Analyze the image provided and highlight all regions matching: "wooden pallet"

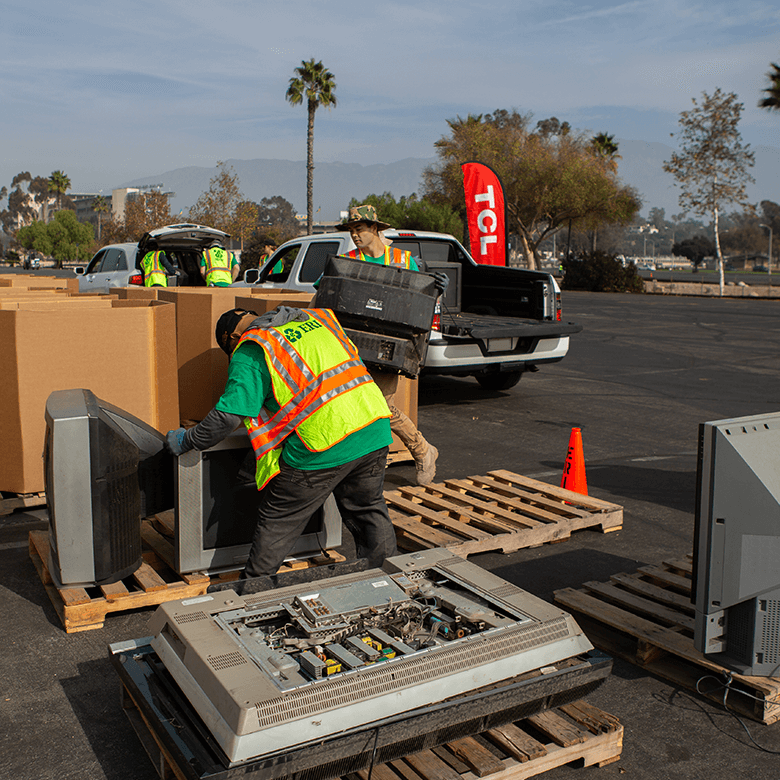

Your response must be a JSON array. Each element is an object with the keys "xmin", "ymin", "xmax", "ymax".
[
  {"xmin": 0, "ymin": 491, "xmax": 46, "ymax": 517},
  {"xmin": 120, "ymin": 685, "xmax": 622, "ymax": 780},
  {"xmin": 385, "ymin": 470, "xmax": 623, "ymax": 557},
  {"xmin": 28, "ymin": 525, "xmax": 344, "ymax": 634},
  {"xmin": 554, "ymin": 557, "xmax": 780, "ymax": 725}
]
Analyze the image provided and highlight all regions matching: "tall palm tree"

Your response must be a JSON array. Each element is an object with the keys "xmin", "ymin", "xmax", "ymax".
[
  {"xmin": 286, "ymin": 59, "xmax": 337, "ymax": 234},
  {"xmin": 48, "ymin": 170, "xmax": 71, "ymax": 214},
  {"xmin": 759, "ymin": 62, "xmax": 780, "ymax": 111},
  {"xmin": 590, "ymin": 133, "xmax": 620, "ymax": 172},
  {"xmin": 93, "ymin": 194, "xmax": 110, "ymax": 243}
]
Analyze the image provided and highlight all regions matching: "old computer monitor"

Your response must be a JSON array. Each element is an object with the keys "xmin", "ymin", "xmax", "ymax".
[
  {"xmin": 44, "ymin": 389, "xmax": 174, "ymax": 588},
  {"xmin": 174, "ymin": 430, "xmax": 341, "ymax": 575},
  {"xmin": 692, "ymin": 412, "xmax": 780, "ymax": 676}
]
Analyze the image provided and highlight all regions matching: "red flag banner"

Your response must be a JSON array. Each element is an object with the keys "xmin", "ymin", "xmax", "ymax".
[{"xmin": 461, "ymin": 161, "xmax": 507, "ymax": 266}]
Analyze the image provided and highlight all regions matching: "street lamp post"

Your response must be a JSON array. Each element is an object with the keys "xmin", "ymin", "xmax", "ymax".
[{"xmin": 760, "ymin": 223, "xmax": 773, "ymax": 283}]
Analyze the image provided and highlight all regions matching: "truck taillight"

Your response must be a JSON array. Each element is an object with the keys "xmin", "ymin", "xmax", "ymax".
[
  {"xmin": 432, "ymin": 299, "xmax": 441, "ymax": 331},
  {"xmin": 129, "ymin": 273, "xmax": 143, "ymax": 286},
  {"xmin": 556, "ymin": 292, "xmax": 562, "ymax": 322}
]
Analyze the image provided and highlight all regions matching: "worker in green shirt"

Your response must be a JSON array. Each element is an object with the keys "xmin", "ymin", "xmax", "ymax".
[
  {"xmin": 335, "ymin": 204, "xmax": 448, "ymax": 486},
  {"xmin": 200, "ymin": 240, "xmax": 240, "ymax": 286},
  {"xmin": 165, "ymin": 305, "xmax": 397, "ymax": 580}
]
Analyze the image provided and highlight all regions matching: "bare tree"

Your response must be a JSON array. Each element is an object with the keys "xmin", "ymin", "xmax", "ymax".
[{"xmin": 663, "ymin": 89, "xmax": 755, "ymax": 295}]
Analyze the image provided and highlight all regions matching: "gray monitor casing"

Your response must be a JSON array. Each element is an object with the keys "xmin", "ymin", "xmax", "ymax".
[
  {"xmin": 693, "ymin": 412, "xmax": 780, "ymax": 676},
  {"xmin": 148, "ymin": 547, "xmax": 593, "ymax": 764}
]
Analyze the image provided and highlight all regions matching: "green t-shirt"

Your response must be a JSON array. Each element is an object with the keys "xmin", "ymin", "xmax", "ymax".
[{"xmin": 215, "ymin": 341, "xmax": 392, "ymax": 470}]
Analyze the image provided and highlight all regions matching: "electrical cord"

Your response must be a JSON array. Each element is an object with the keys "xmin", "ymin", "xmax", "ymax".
[{"xmin": 696, "ymin": 671, "xmax": 780, "ymax": 754}]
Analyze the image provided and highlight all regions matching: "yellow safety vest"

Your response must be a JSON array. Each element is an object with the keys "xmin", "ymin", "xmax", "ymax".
[
  {"xmin": 141, "ymin": 251, "xmax": 168, "ymax": 287},
  {"xmin": 347, "ymin": 246, "xmax": 414, "ymax": 269},
  {"xmin": 236, "ymin": 309, "xmax": 390, "ymax": 489},
  {"xmin": 202, "ymin": 247, "xmax": 233, "ymax": 286}
]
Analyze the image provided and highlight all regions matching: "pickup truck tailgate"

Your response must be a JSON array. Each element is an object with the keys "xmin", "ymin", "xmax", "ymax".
[{"xmin": 441, "ymin": 313, "xmax": 582, "ymax": 340}]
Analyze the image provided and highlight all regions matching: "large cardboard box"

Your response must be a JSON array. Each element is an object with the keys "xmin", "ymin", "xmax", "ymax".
[
  {"xmin": 236, "ymin": 289, "xmax": 315, "ymax": 314},
  {"xmin": 115, "ymin": 287, "xmax": 160, "ymax": 301},
  {"xmin": 156, "ymin": 288, "xmax": 243, "ymax": 422},
  {"xmin": 0, "ymin": 275, "xmax": 79, "ymax": 292},
  {"xmin": 0, "ymin": 299, "xmax": 179, "ymax": 494}
]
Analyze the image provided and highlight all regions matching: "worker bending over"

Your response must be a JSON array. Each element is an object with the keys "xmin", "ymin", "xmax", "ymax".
[
  {"xmin": 141, "ymin": 248, "xmax": 176, "ymax": 287},
  {"xmin": 165, "ymin": 306, "xmax": 398, "ymax": 579}
]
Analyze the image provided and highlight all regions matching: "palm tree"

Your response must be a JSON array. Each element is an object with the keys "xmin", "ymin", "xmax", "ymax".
[
  {"xmin": 48, "ymin": 170, "xmax": 71, "ymax": 214},
  {"xmin": 285, "ymin": 59, "xmax": 337, "ymax": 234},
  {"xmin": 759, "ymin": 62, "xmax": 780, "ymax": 111},
  {"xmin": 590, "ymin": 133, "xmax": 620, "ymax": 172},
  {"xmin": 93, "ymin": 194, "xmax": 111, "ymax": 243}
]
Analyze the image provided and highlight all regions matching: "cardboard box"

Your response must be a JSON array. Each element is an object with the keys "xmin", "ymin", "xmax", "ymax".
[
  {"xmin": 156, "ymin": 288, "xmax": 243, "ymax": 422},
  {"xmin": 115, "ymin": 287, "xmax": 160, "ymax": 301},
  {"xmin": 0, "ymin": 299, "xmax": 179, "ymax": 494},
  {"xmin": 236, "ymin": 289, "xmax": 315, "ymax": 314},
  {"xmin": 0, "ymin": 275, "xmax": 79, "ymax": 292}
]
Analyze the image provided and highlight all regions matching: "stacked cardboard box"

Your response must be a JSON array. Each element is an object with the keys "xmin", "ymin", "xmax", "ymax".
[
  {"xmin": 0, "ymin": 275, "xmax": 79, "ymax": 292},
  {"xmin": 0, "ymin": 298, "xmax": 179, "ymax": 494}
]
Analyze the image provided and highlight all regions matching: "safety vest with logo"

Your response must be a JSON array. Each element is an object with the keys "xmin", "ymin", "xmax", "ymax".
[
  {"xmin": 141, "ymin": 251, "xmax": 168, "ymax": 287},
  {"xmin": 236, "ymin": 308, "xmax": 390, "ymax": 489},
  {"xmin": 202, "ymin": 247, "xmax": 233, "ymax": 286},
  {"xmin": 347, "ymin": 246, "xmax": 414, "ymax": 269}
]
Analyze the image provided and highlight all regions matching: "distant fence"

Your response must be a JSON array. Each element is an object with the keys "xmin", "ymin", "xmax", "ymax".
[{"xmin": 644, "ymin": 280, "xmax": 780, "ymax": 298}]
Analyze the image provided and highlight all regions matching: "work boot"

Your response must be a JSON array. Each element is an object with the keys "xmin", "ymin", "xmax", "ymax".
[{"xmin": 416, "ymin": 445, "xmax": 438, "ymax": 486}]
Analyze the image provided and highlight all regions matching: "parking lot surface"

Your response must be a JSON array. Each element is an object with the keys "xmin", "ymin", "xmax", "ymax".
[{"xmin": 2, "ymin": 290, "xmax": 780, "ymax": 779}]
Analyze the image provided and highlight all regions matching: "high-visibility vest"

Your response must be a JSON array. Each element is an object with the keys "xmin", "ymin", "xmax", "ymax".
[
  {"xmin": 141, "ymin": 251, "xmax": 168, "ymax": 287},
  {"xmin": 347, "ymin": 246, "xmax": 414, "ymax": 269},
  {"xmin": 236, "ymin": 308, "xmax": 390, "ymax": 489},
  {"xmin": 202, "ymin": 247, "xmax": 233, "ymax": 286}
]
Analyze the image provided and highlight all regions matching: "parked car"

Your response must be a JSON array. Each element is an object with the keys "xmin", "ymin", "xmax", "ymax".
[
  {"xmin": 75, "ymin": 223, "xmax": 243, "ymax": 293},
  {"xmin": 753, "ymin": 265, "xmax": 768, "ymax": 273}
]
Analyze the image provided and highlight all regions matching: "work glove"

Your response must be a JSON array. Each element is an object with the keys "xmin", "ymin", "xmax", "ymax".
[
  {"xmin": 432, "ymin": 271, "xmax": 450, "ymax": 295},
  {"xmin": 165, "ymin": 428, "xmax": 189, "ymax": 456}
]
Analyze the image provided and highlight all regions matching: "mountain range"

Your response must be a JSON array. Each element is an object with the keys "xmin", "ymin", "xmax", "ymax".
[{"xmin": 123, "ymin": 139, "xmax": 780, "ymax": 223}]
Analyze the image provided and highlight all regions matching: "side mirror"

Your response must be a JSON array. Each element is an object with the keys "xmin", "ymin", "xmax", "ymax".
[
  {"xmin": 74, "ymin": 266, "xmax": 85, "ymax": 275},
  {"xmin": 243, "ymin": 268, "xmax": 260, "ymax": 285}
]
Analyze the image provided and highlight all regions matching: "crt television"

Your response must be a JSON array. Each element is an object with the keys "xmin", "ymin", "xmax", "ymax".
[
  {"xmin": 174, "ymin": 430, "xmax": 342, "ymax": 575},
  {"xmin": 692, "ymin": 411, "xmax": 780, "ymax": 676},
  {"xmin": 44, "ymin": 389, "xmax": 174, "ymax": 588}
]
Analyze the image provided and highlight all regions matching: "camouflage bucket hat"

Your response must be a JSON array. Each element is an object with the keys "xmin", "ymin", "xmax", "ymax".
[{"xmin": 337, "ymin": 204, "xmax": 392, "ymax": 231}]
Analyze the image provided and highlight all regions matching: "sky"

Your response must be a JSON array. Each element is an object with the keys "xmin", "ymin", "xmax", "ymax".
[{"xmin": 2, "ymin": 0, "xmax": 780, "ymax": 196}]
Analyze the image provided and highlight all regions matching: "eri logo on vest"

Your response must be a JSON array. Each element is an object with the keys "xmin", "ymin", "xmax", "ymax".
[{"xmin": 281, "ymin": 318, "xmax": 323, "ymax": 344}]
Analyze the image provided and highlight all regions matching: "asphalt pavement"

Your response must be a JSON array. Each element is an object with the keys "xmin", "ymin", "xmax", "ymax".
[{"xmin": 2, "ymin": 290, "xmax": 780, "ymax": 779}]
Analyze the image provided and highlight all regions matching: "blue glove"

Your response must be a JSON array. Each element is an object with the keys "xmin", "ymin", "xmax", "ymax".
[
  {"xmin": 165, "ymin": 428, "xmax": 189, "ymax": 456},
  {"xmin": 432, "ymin": 271, "xmax": 450, "ymax": 295}
]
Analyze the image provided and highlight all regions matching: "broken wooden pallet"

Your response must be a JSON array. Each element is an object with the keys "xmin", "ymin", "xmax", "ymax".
[
  {"xmin": 385, "ymin": 469, "xmax": 622, "ymax": 557},
  {"xmin": 120, "ymin": 685, "xmax": 622, "ymax": 780},
  {"xmin": 0, "ymin": 491, "xmax": 46, "ymax": 517},
  {"xmin": 29, "ymin": 524, "xmax": 344, "ymax": 633},
  {"xmin": 554, "ymin": 556, "xmax": 780, "ymax": 725}
]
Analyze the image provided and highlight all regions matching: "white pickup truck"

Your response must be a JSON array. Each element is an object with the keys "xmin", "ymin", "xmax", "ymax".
[{"xmin": 244, "ymin": 230, "xmax": 581, "ymax": 391}]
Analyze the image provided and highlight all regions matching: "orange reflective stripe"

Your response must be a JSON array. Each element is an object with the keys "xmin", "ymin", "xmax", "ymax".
[{"xmin": 346, "ymin": 247, "xmax": 411, "ymax": 268}]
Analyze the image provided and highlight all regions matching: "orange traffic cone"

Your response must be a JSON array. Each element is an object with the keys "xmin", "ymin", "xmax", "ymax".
[{"xmin": 561, "ymin": 427, "xmax": 588, "ymax": 495}]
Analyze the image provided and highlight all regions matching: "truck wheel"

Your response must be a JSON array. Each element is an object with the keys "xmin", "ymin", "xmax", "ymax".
[{"xmin": 475, "ymin": 372, "xmax": 523, "ymax": 391}]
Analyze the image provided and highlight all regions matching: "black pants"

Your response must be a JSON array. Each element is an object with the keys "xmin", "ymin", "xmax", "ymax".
[{"xmin": 244, "ymin": 446, "xmax": 397, "ymax": 578}]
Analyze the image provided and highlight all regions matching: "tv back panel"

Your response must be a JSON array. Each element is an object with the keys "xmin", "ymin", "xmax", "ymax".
[
  {"xmin": 147, "ymin": 547, "xmax": 595, "ymax": 764},
  {"xmin": 692, "ymin": 412, "xmax": 780, "ymax": 676},
  {"xmin": 174, "ymin": 430, "xmax": 341, "ymax": 575}
]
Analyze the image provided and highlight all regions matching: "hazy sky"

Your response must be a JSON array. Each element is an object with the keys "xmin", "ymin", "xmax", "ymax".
[{"xmin": 3, "ymin": 0, "xmax": 780, "ymax": 194}]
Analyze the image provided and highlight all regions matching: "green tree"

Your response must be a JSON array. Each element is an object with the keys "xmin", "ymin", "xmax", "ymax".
[
  {"xmin": 590, "ymin": 132, "xmax": 620, "ymax": 172},
  {"xmin": 17, "ymin": 210, "xmax": 93, "ymax": 267},
  {"xmin": 672, "ymin": 235, "xmax": 716, "ymax": 268},
  {"xmin": 48, "ymin": 170, "xmax": 71, "ymax": 214},
  {"xmin": 348, "ymin": 192, "xmax": 463, "ymax": 236},
  {"xmin": 423, "ymin": 110, "xmax": 640, "ymax": 269},
  {"xmin": 93, "ymin": 195, "xmax": 111, "ymax": 243},
  {"xmin": 255, "ymin": 195, "xmax": 299, "ymax": 242},
  {"xmin": 759, "ymin": 62, "xmax": 780, "ymax": 112},
  {"xmin": 188, "ymin": 161, "xmax": 243, "ymax": 236},
  {"xmin": 663, "ymin": 89, "xmax": 755, "ymax": 295},
  {"xmin": 286, "ymin": 59, "xmax": 337, "ymax": 235},
  {"xmin": 0, "ymin": 172, "xmax": 50, "ymax": 234}
]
